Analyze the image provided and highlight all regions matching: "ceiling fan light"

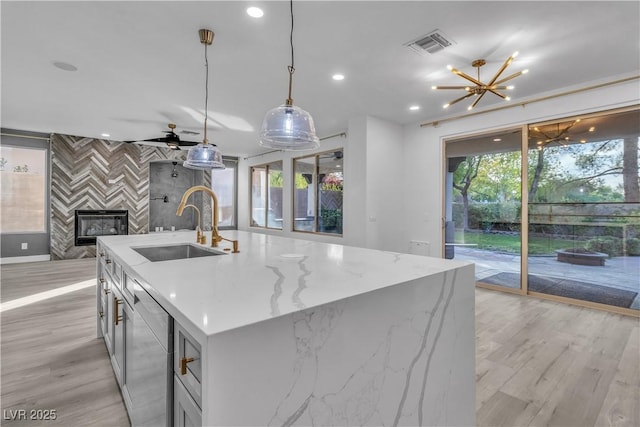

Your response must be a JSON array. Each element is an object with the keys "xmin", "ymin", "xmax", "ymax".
[
  {"xmin": 183, "ymin": 143, "xmax": 225, "ymax": 170},
  {"xmin": 431, "ymin": 85, "xmax": 438, "ymax": 90},
  {"xmin": 505, "ymin": 96, "xmax": 511, "ymax": 101},
  {"xmin": 443, "ymin": 103, "xmax": 450, "ymax": 109},
  {"xmin": 512, "ymin": 51, "xmax": 519, "ymax": 58},
  {"xmin": 259, "ymin": 104, "xmax": 320, "ymax": 150},
  {"xmin": 522, "ymin": 69, "xmax": 529, "ymax": 74},
  {"xmin": 507, "ymin": 85, "xmax": 515, "ymax": 90}
]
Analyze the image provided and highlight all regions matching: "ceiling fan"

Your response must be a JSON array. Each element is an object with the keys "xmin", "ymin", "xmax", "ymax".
[
  {"xmin": 432, "ymin": 51, "xmax": 528, "ymax": 111},
  {"xmin": 124, "ymin": 124, "xmax": 202, "ymax": 150}
]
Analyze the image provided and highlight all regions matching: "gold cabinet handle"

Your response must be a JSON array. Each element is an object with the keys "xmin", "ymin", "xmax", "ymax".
[
  {"xmin": 113, "ymin": 297, "xmax": 123, "ymax": 325},
  {"xmin": 180, "ymin": 357, "xmax": 195, "ymax": 375}
]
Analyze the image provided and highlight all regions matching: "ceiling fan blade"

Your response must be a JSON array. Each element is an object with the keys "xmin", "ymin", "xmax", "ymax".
[
  {"xmin": 444, "ymin": 92, "xmax": 475, "ymax": 108},
  {"xmin": 449, "ymin": 67, "xmax": 483, "ymax": 86},
  {"xmin": 178, "ymin": 141, "xmax": 200, "ymax": 147}
]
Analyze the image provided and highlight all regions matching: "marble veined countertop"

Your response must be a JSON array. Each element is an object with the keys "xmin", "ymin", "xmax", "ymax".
[{"xmin": 99, "ymin": 231, "xmax": 471, "ymax": 339}]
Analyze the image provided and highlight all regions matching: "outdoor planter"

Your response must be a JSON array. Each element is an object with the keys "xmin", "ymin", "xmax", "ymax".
[{"xmin": 555, "ymin": 248, "xmax": 608, "ymax": 266}]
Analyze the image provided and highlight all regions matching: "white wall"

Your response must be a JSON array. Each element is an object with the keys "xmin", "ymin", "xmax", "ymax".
[
  {"xmin": 402, "ymin": 78, "xmax": 640, "ymax": 257},
  {"xmin": 237, "ymin": 115, "xmax": 406, "ymax": 252}
]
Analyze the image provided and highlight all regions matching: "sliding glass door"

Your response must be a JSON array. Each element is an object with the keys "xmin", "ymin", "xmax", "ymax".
[
  {"xmin": 443, "ymin": 107, "xmax": 639, "ymax": 314},
  {"xmin": 444, "ymin": 128, "xmax": 523, "ymax": 291},
  {"xmin": 527, "ymin": 109, "xmax": 639, "ymax": 312}
]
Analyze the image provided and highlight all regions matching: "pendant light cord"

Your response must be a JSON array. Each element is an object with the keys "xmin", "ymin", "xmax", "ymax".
[
  {"xmin": 203, "ymin": 42, "xmax": 210, "ymax": 144},
  {"xmin": 286, "ymin": 0, "xmax": 295, "ymax": 105}
]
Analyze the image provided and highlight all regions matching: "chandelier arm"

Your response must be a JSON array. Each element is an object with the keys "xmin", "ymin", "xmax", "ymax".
[
  {"xmin": 487, "ymin": 55, "xmax": 515, "ymax": 86},
  {"xmin": 433, "ymin": 86, "xmax": 472, "ymax": 90},
  {"xmin": 487, "ymin": 89, "xmax": 508, "ymax": 99},
  {"xmin": 446, "ymin": 92, "xmax": 476, "ymax": 107},
  {"xmin": 449, "ymin": 67, "xmax": 483, "ymax": 86},
  {"xmin": 493, "ymin": 71, "xmax": 524, "ymax": 86},
  {"xmin": 469, "ymin": 91, "xmax": 487, "ymax": 109}
]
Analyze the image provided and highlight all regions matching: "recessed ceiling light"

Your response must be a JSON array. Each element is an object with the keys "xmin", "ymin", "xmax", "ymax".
[
  {"xmin": 409, "ymin": 105, "xmax": 420, "ymax": 111},
  {"xmin": 101, "ymin": 133, "xmax": 110, "ymax": 138},
  {"xmin": 53, "ymin": 61, "xmax": 77, "ymax": 72},
  {"xmin": 246, "ymin": 7, "xmax": 264, "ymax": 18},
  {"xmin": 332, "ymin": 74, "xmax": 345, "ymax": 81}
]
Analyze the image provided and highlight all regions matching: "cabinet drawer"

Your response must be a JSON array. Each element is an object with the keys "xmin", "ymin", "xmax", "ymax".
[
  {"xmin": 174, "ymin": 375, "xmax": 201, "ymax": 427},
  {"xmin": 174, "ymin": 323, "xmax": 202, "ymax": 409}
]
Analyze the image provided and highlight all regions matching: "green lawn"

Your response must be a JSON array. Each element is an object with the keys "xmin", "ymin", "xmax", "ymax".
[{"xmin": 455, "ymin": 230, "xmax": 581, "ymax": 255}]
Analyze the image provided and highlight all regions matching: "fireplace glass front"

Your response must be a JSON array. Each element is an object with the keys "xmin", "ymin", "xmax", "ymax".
[{"xmin": 75, "ymin": 210, "xmax": 129, "ymax": 246}]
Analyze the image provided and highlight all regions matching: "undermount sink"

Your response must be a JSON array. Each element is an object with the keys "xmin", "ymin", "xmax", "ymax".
[{"xmin": 132, "ymin": 244, "xmax": 224, "ymax": 262}]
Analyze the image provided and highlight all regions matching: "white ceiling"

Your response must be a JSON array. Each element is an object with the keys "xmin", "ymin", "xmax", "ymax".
[{"xmin": 2, "ymin": 1, "xmax": 639, "ymax": 156}]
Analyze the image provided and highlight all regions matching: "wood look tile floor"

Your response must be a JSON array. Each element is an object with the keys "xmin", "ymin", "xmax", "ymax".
[{"xmin": 1, "ymin": 259, "xmax": 639, "ymax": 426}]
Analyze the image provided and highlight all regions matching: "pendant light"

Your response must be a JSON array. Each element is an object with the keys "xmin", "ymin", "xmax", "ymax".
[
  {"xmin": 259, "ymin": 0, "xmax": 320, "ymax": 151},
  {"xmin": 184, "ymin": 28, "xmax": 225, "ymax": 170}
]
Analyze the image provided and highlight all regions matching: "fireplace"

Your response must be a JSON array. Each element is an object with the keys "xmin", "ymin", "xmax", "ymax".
[{"xmin": 74, "ymin": 210, "xmax": 129, "ymax": 246}]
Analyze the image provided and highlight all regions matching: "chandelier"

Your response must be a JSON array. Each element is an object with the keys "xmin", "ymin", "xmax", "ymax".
[{"xmin": 432, "ymin": 51, "xmax": 528, "ymax": 111}]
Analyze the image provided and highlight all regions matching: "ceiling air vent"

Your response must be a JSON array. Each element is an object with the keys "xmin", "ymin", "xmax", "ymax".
[{"xmin": 405, "ymin": 29, "xmax": 455, "ymax": 55}]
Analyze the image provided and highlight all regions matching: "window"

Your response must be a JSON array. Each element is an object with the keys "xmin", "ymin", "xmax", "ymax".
[
  {"xmin": 250, "ymin": 161, "xmax": 283, "ymax": 229},
  {"xmin": 211, "ymin": 157, "xmax": 238, "ymax": 229},
  {"xmin": 0, "ymin": 145, "xmax": 47, "ymax": 233},
  {"xmin": 293, "ymin": 149, "xmax": 343, "ymax": 235}
]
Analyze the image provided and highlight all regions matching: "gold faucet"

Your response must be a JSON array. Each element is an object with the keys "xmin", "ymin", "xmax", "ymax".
[
  {"xmin": 181, "ymin": 204, "xmax": 205, "ymax": 244},
  {"xmin": 176, "ymin": 185, "xmax": 239, "ymax": 253}
]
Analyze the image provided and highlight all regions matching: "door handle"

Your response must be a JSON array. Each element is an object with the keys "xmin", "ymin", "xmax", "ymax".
[
  {"xmin": 180, "ymin": 357, "xmax": 195, "ymax": 375},
  {"xmin": 113, "ymin": 297, "xmax": 123, "ymax": 325}
]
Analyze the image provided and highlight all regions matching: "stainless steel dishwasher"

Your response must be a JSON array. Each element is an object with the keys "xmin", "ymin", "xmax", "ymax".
[{"xmin": 126, "ymin": 278, "xmax": 173, "ymax": 426}]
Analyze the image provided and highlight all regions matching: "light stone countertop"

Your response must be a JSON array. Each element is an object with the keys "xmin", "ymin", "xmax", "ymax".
[{"xmin": 98, "ymin": 230, "xmax": 472, "ymax": 340}]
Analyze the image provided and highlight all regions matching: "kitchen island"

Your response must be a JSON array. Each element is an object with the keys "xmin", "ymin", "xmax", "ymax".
[{"xmin": 97, "ymin": 230, "xmax": 475, "ymax": 426}]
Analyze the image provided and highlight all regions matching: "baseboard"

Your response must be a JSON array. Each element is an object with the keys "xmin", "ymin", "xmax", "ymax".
[{"xmin": 0, "ymin": 255, "xmax": 51, "ymax": 265}]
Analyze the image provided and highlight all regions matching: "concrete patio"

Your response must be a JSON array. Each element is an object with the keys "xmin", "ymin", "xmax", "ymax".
[{"xmin": 453, "ymin": 246, "xmax": 640, "ymax": 310}]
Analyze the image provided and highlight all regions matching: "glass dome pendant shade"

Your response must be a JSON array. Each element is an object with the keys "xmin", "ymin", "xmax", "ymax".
[
  {"xmin": 259, "ymin": 0, "xmax": 319, "ymax": 151},
  {"xmin": 184, "ymin": 28, "xmax": 226, "ymax": 170},
  {"xmin": 260, "ymin": 99, "xmax": 320, "ymax": 151}
]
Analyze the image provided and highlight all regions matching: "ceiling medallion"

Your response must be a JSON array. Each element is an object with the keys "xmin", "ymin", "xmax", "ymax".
[{"xmin": 432, "ymin": 51, "xmax": 528, "ymax": 111}]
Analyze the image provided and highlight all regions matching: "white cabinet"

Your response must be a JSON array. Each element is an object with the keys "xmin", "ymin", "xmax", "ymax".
[
  {"xmin": 111, "ymin": 284, "xmax": 127, "ymax": 386},
  {"xmin": 174, "ymin": 322, "xmax": 202, "ymax": 409},
  {"xmin": 173, "ymin": 375, "xmax": 201, "ymax": 427}
]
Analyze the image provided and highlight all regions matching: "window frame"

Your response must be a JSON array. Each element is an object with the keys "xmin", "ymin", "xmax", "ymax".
[
  {"xmin": 212, "ymin": 156, "xmax": 239, "ymax": 230},
  {"xmin": 292, "ymin": 148, "xmax": 344, "ymax": 236},
  {"xmin": 0, "ymin": 143, "xmax": 49, "ymax": 234},
  {"xmin": 249, "ymin": 160, "xmax": 283, "ymax": 230}
]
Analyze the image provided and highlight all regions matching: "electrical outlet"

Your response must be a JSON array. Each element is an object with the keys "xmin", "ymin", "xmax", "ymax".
[{"xmin": 21, "ymin": 242, "xmax": 28, "ymax": 250}]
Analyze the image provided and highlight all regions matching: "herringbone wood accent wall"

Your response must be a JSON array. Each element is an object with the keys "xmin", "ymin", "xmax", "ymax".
[{"xmin": 50, "ymin": 134, "xmax": 198, "ymax": 260}]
